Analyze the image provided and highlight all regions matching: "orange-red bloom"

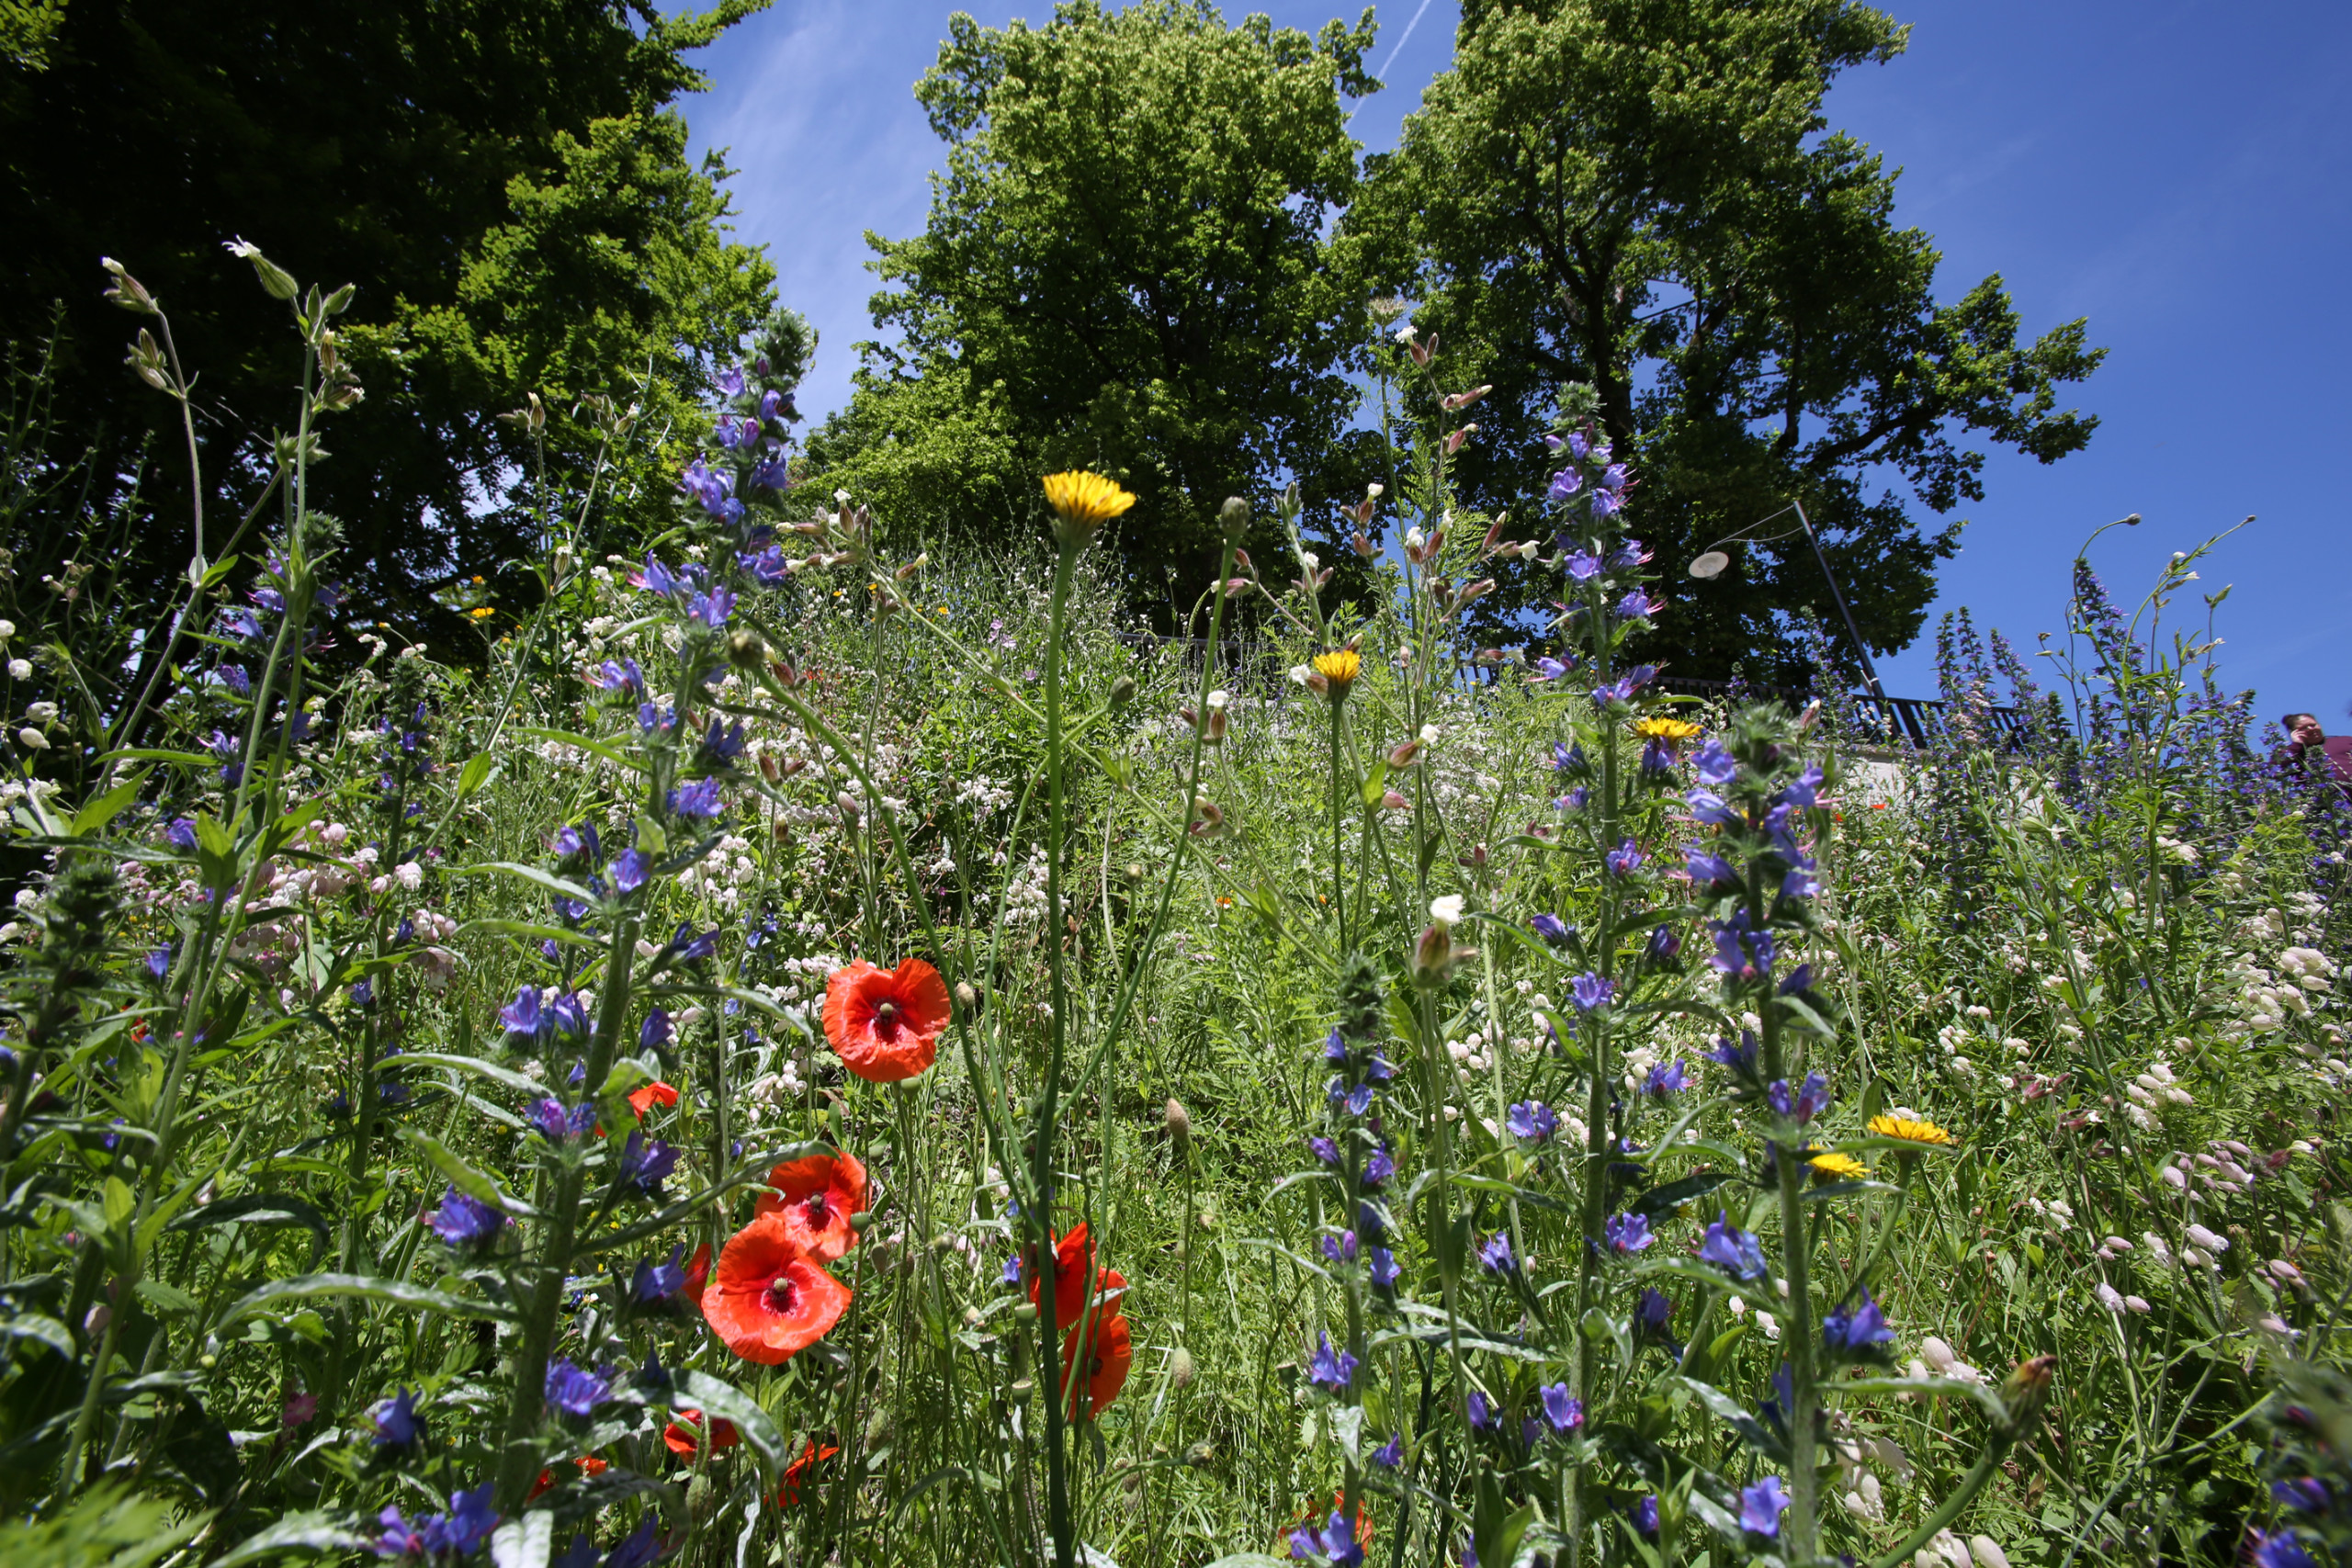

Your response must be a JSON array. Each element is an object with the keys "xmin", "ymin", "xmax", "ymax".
[
  {"xmin": 823, "ymin": 958, "xmax": 951, "ymax": 1082},
  {"xmin": 684, "ymin": 1243, "xmax": 711, "ymax": 1308},
  {"xmin": 777, "ymin": 1439, "xmax": 841, "ymax": 1506},
  {"xmin": 1061, "ymin": 1304, "xmax": 1133, "ymax": 1421},
  {"xmin": 628, "ymin": 1079, "xmax": 681, "ymax": 1118},
  {"xmin": 701, "ymin": 1213, "xmax": 852, "ymax": 1365},
  {"xmin": 755, "ymin": 1148, "xmax": 867, "ymax": 1261},
  {"xmin": 527, "ymin": 1454, "xmax": 609, "ymax": 1500},
  {"xmin": 1027, "ymin": 1224, "xmax": 1117, "ymax": 1332},
  {"xmin": 662, "ymin": 1409, "xmax": 740, "ymax": 1457}
]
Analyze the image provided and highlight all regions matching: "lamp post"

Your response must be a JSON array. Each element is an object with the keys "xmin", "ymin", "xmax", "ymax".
[{"xmin": 1789, "ymin": 500, "xmax": 1883, "ymax": 700}]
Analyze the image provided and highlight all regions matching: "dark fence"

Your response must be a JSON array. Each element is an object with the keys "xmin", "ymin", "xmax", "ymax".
[{"xmin": 1109, "ymin": 637, "xmax": 2017, "ymax": 750}]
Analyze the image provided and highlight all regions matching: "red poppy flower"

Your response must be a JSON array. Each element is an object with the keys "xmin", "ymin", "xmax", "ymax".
[
  {"xmin": 1061, "ymin": 1306, "xmax": 1133, "ymax": 1421},
  {"xmin": 823, "ymin": 958, "xmax": 951, "ymax": 1082},
  {"xmin": 777, "ymin": 1439, "xmax": 841, "ymax": 1506},
  {"xmin": 662, "ymin": 1409, "xmax": 740, "ymax": 1457},
  {"xmin": 754, "ymin": 1148, "xmax": 867, "ymax": 1262},
  {"xmin": 628, "ymin": 1079, "xmax": 681, "ymax": 1118},
  {"xmin": 701, "ymin": 1213, "xmax": 852, "ymax": 1365},
  {"xmin": 1025, "ymin": 1225, "xmax": 1126, "ymax": 1337},
  {"xmin": 684, "ymin": 1243, "xmax": 711, "ymax": 1307},
  {"xmin": 527, "ymin": 1453, "xmax": 610, "ymax": 1501}
]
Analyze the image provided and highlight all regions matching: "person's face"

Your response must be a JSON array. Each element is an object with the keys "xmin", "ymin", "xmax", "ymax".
[{"xmin": 2292, "ymin": 716, "xmax": 2325, "ymax": 745}]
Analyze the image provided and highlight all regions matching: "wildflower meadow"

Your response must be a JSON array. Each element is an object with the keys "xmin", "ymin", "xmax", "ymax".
[{"xmin": 0, "ymin": 235, "xmax": 2346, "ymax": 1568}]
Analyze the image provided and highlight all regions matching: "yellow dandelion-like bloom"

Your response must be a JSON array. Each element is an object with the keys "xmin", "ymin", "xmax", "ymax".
[
  {"xmin": 1807, "ymin": 1151, "xmax": 1869, "ymax": 1181},
  {"xmin": 1311, "ymin": 649, "xmax": 1362, "ymax": 692},
  {"xmin": 1867, "ymin": 1113, "xmax": 1956, "ymax": 1147},
  {"xmin": 1632, "ymin": 716, "xmax": 1703, "ymax": 742},
  {"xmin": 1041, "ymin": 470, "xmax": 1136, "ymax": 545},
  {"xmin": 469, "ymin": 606, "xmax": 495, "ymax": 619}
]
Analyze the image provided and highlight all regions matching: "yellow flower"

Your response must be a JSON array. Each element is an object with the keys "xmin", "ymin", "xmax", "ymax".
[
  {"xmin": 1807, "ymin": 1151, "xmax": 1869, "ymax": 1181},
  {"xmin": 1867, "ymin": 1113, "xmax": 1956, "ymax": 1147},
  {"xmin": 1632, "ymin": 716, "xmax": 1702, "ymax": 742},
  {"xmin": 469, "ymin": 606, "xmax": 495, "ymax": 619},
  {"xmin": 1041, "ymin": 470, "xmax": 1136, "ymax": 546},
  {"xmin": 1310, "ymin": 649, "xmax": 1362, "ymax": 692}
]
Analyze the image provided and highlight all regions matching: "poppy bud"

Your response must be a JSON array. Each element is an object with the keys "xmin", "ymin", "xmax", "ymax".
[
  {"xmin": 1170, "ymin": 1347, "xmax": 1196, "ymax": 1388},
  {"xmin": 686, "ymin": 1472, "xmax": 716, "ymax": 1525},
  {"xmin": 1412, "ymin": 922, "xmax": 1453, "ymax": 987},
  {"xmin": 1219, "ymin": 495, "xmax": 1251, "ymax": 542},
  {"xmin": 850, "ymin": 1210, "xmax": 875, "ymax": 1232},
  {"xmin": 1185, "ymin": 1439, "xmax": 1216, "ymax": 1468},
  {"xmin": 1123, "ymin": 863, "xmax": 1147, "ymax": 883},
  {"xmin": 1109, "ymin": 676, "xmax": 1136, "ymax": 707},
  {"xmin": 955, "ymin": 980, "xmax": 979, "ymax": 1010},
  {"xmin": 1166, "ymin": 1098, "xmax": 1191, "ymax": 1147}
]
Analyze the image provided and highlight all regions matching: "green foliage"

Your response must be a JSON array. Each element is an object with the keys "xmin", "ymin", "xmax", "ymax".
[
  {"xmin": 0, "ymin": 0, "xmax": 777, "ymax": 653},
  {"xmin": 812, "ymin": 0, "xmax": 1383, "ymax": 619},
  {"xmin": 1351, "ymin": 0, "xmax": 2107, "ymax": 681}
]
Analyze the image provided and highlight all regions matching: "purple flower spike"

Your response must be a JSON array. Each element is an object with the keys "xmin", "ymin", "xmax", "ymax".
[
  {"xmin": 1506, "ymin": 1100, "xmax": 1558, "ymax": 1142},
  {"xmin": 543, "ymin": 1357, "xmax": 610, "ymax": 1418},
  {"xmin": 1604, "ymin": 1213, "xmax": 1656, "ymax": 1254},
  {"xmin": 1540, "ymin": 1382, "xmax": 1584, "ymax": 1433},
  {"xmin": 1824, "ymin": 1288, "xmax": 1896, "ymax": 1352},
  {"xmin": 1569, "ymin": 973, "xmax": 1615, "ymax": 1012},
  {"xmin": 1644, "ymin": 1060, "xmax": 1688, "ymax": 1097},
  {"xmin": 1530, "ymin": 912, "xmax": 1574, "ymax": 945},
  {"xmin": 1307, "ymin": 1333, "xmax": 1358, "ymax": 1392},
  {"xmin": 428, "ymin": 1187, "xmax": 505, "ymax": 1249},
  {"xmin": 1738, "ymin": 1476, "xmax": 1790, "ymax": 1538},
  {"xmin": 1700, "ymin": 1212, "xmax": 1770, "ymax": 1282},
  {"xmin": 1478, "ymin": 1232, "xmax": 1516, "ymax": 1275}
]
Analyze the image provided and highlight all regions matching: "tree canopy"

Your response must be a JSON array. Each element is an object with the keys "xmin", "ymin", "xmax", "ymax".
[
  {"xmin": 809, "ymin": 0, "xmax": 1382, "ymax": 619},
  {"xmin": 0, "ymin": 0, "xmax": 775, "ymax": 648},
  {"xmin": 1351, "ymin": 0, "xmax": 2105, "ymax": 682}
]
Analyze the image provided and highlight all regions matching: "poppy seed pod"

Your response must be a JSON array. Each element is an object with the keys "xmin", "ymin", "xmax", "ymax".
[{"xmin": 1218, "ymin": 495, "xmax": 1251, "ymax": 542}]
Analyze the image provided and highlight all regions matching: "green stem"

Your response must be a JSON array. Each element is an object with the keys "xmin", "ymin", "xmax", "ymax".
[{"xmin": 1037, "ymin": 539, "xmax": 1079, "ymax": 1568}]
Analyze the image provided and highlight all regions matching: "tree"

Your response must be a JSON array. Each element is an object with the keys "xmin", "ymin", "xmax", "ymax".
[
  {"xmin": 809, "ymin": 0, "xmax": 1382, "ymax": 622},
  {"xmin": 1350, "ymin": 0, "xmax": 2104, "ymax": 682},
  {"xmin": 0, "ymin": 0, "xmax": 775, "ymax": 652}
]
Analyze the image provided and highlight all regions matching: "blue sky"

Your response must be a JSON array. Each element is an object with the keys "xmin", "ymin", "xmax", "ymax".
[{"xmin": 674, "ymin": 0, "xmax": 2351, "ymax": 723}]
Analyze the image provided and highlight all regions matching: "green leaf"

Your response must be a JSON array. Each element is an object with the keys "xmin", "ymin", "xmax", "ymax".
[
  {"xmin": 389, "ymin": 1051, "xmax": 550, "ymax": 1099},
  {"xmin": 217, "ymin": 1272, "xmax": 516, "ymax": 1327},
  {"xmin": 400, "ymin": 1129, "xmax": 534, "ymax": 1217},
  {"xmin": 1677, "ymin": 1375, "xmax": 1785, "ymax": 1462},
  {"xmin": 446, "ymin": 861, "xmax": 601, "ymax": 907},
  {"xmin": 455, "ymin": 752, "xmax": 496, "ymax": 798},
  {"xmin": 489, "ymin": 1509, "xmax": 555, "ymax": 1568},
  {"xmin": 0, "ymin": 1312, "xmax": 74, "ymax": 1358},
  {"xmin": 676, "ymin": 1370, "xmax": 787, "ymax": 1477},
  {"xmin": 167, "ymin": 1193, "xmax": 333, "ymax": 1258},
  {"xmin": 192, "ymin": 814, "xmax": 237, "ymax": 860},
  {"xmin": 1630, "ymin": 1172, "xmax": 1737, "ymax": 1220},
  {"xmin": 516, "ymin": 727, "xmax": 643, "ymax": 775},
  {"xmin": 205, "ymin": 1510, "xmax": 372, "ymax": 1568},
  {"xmin": 1358, "ymin": 757, "xmax": 1387, "ymax": 810},
  {"xmin": 103, "ymin": 1176, "xmax": 135, "ymax": 1230},
  {"xmin": 71, "ymin": 774, "xmax": 148, "ymax": 838}
]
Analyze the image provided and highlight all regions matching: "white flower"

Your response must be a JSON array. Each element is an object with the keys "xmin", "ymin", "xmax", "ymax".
[
  {"xmin": 392, "ymin": 861, "xmax": 424, "ymax": 892},
  {"xmin": 1755, "ymin": 1310, "xmax": 1781, "ymax": 1341},
  {"xmin": 1365, "ymin": 483, "xmax": 1385, "ymax": 500},
  {"xmin": 1298, "ymin": 550, "xmax": 1320, "ymax": 572},
  {"xmin": 2095, "ymin": 1282, "xmax": 2125, "ymax": 1313},
  {"xmin": 2124, "ymin": 1294, "xmax": 2152, "ymax": 1314},
  {"xmin": 1206, "ymin": 689, "xmax": 1230, "ymax": 710},
  {"xmin": 16, "ymin": 728, "xmax": 47, "ymax": 750},
  {"xmin": 1419, "ymin": 723, "xmax": 1439, "ymax": 744},
  {"xmin": 24, "ymin": 702, "xmax": 56, "ymax": 723},
  {"xmin": 1405, "ymin": 526, "xmax": 1426, "ymax": 551},
  {"xmin": 1429, "ymin": 894, "xmax": 1464, "ymax": 924},
  {"xmin": 6, "ymin": 660, "xmax": 28, "ymax": 681},
  {"xmin": 1970, "ymin": 1537, "xmax": 2012, "ymax": 1568},
  {"xmin": 1726, "ymin": 1295, "xmax": 1746, "ymax": 1317},
  {"xmin": 2185, "ymin": 1223, "xmax": 2228, "ymax": 1253},
  {"xmin": 0, "ymin": 620, "xmax": 14, "ymax": 639},
  {"xmin": 1287, "ymin": 664, "xmax": 1312, "ymax": 686}
]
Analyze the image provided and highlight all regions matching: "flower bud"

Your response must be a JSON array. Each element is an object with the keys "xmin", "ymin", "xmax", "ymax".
[
  {"xmin": 1381, "ymin": 790, "xmax": 1408, "ymax": 811},
  {"xmin": 1165, "ymin": 1098, "xmax": 1191, "ymax": 1147},
  {"xmin": 760, "ymin": 753, "xmax": 782, "ymax": 784},
  {"xmin": 1109, "ymin": 675, "xmax": 1136, "ymax": 707},
  {"xmin": 1386, "ymin": 739, "xmax": 1421, "ymax": 770},
  {"xmin": 728, "ymin": 629, "xmax": 766, "ymax": 668},
  {"xmin": 835, "ymin": 790, "xmax": 862, "ymax": 821},
  {"xmin": 1408, "ymin": 331, "xmax": 1436, "ymax": 367},
  {"xmin": 1218, "ymin": 495, "xmax": 1251, "ymax": 542},
  {"xmin": 1412, "ymin": 922, "xmax": 1454, "ymax": 987},
  {"xmin": 1351, "ymin": 531, "xmax": 1374, "ymax": 558},
  {"xmin": 1170, "ymin": 1346, "xmax": 1196, "ymax": 1388},
  {"xmin": 894, "ymin": 554, "xmax": 929, "ymax": 580},
  {"xmin": 955, "ymin": 980, "xmax": 978, "ymax": 1010}
]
